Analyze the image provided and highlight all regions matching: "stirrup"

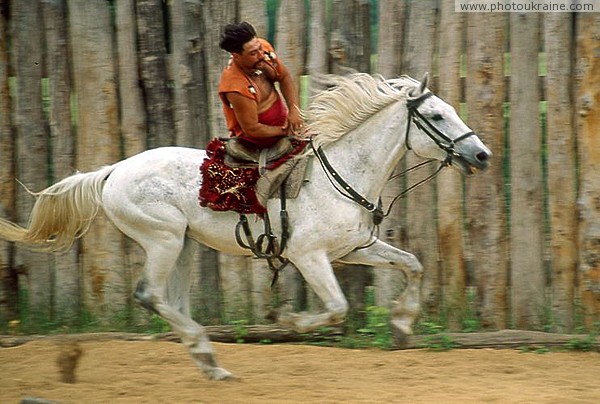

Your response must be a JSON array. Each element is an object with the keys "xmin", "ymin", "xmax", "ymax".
[{"xmin": 234, "ymin": 181, "xmax": 290, "ymax": 287}]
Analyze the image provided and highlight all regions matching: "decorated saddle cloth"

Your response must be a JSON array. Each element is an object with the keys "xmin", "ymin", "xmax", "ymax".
[{"xmin": 199, "ymin": 137, "xmax": 309, "ymax": 214}]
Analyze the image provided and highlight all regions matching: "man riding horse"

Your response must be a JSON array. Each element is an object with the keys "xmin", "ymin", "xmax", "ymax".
[{"xmin": 218, "ymin": 21, "xmax": 303, "ymax": 149}]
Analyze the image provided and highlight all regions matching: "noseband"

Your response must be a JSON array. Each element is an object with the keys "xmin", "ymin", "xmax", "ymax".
[{"xmin": 405, "ymin": 91, "xmax": 475, "ymax": 164}]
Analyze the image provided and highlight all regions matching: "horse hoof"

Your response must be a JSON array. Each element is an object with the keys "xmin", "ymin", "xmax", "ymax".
[
  {"xmin": 208, "ymin": 367, "xmax": 235, "ymax": 381},
  {"xmin": 265, "ymin": 308, "xmax": 279, "ymax": 323},
  {"xmin": 391, "ymin": 321, "xmax": 412, "ymax": 348}
]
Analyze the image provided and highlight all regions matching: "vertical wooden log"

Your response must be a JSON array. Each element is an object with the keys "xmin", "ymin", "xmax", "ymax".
[
  {"xmin": 373, "ymin": 0, "xmax": 407, "ymax": 308},
  {"xmin": 272, "ymin": 0, "xmax": 307, "ymax": 316},
  {"xmin": 437, "ymin": 0, "xmax": 466, "ymax": 331},
  {"xmin": 204, "ymin": 0, "xmax": 237, "ymax": 138},
  {"xmin": 116, "ymin": 0, "xmax": 147, "ymax": 156},
  {"xmin": 575, "ymin": 13, "xmax": 600, "ymax": 328},
  {"xmin": 250, "ymin": 259, "xmax": 272, "ymax": 324},
  {"xmin": 200, "ymin": 0, "xmax": 239, "ymax": 318},
  {"xmin": 115, "ymin": 0, "xmax": 148, "ymax": 327},
  {"xmin": 307, "ymin": 0, "xmax": 328, "ymax": 95},
  {"xmin": 196, "ymin": 245, "xmax": 222, "ymax": 325},
  {"xmin": 303, "ymin": 0, "xmax": 329, "ymax": 314},
  {"xmin": 68, "ymin": 0, "xmax": 126, "ymax": 323},
  {"xmin": 136, "ymin": 0, "xmax": 175, "ymax": 148},
  {"xmin": 0, "ymin": 0, "xmax": 17, "ymax": 321},
  {"xmin": 276, "ymin": 0, "xmax": 306, "ymax": 80},
  {"xmin": 402, "ymin": 0, "xmax": 439, "ymax": 315},
  {"xmin": 170, "ymin": 0, "xmax": 209, "ymax": 148},
  {"xmin": 239, "ymin": 0, "xmax": 268, "ymax": 37},
  {"xmin": 328, "ymin": 0, "xmax": 373, "ymax": 328},
  {"xmin": 238, "ymin": 0, "xmax": 283, "ymax": 321},
  {"xmin": 43, "ymin": 0, "xmax": 80, "ymax": 323},
  {"xmin": 545, "ymin": 13, "xmax": 577, "ymax": 333},
  {"xmin": 11, "ymin": 0, "xmax": 52, "ymax": 319},
  {"xmin": 465, "ymin": 13, "xmax": 508, "ymax": 329},
  {"xmin": 219, "ymin": 254, "xmax": 251, "ymax": 323},
  {"xmin": 510, "ymin": 13, "xmax": 544, "ymax": 329}
]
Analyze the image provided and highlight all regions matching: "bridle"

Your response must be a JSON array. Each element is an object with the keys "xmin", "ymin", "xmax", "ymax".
[
  {"xmin": 313, "ymin": 89, "xmax": 476, "ymax": 228},
  {"xmin": 405, "ymin": 91, "xmax": 475, "ymax": 160}
]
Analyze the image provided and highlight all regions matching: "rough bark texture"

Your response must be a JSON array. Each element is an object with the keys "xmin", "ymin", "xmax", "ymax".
[
  {"xmin": 272, "ymin": 0, "xmax": 307, "ymax": 315},
  {"xmin": 136, "ymin": 0, "xmax": 174, "ymax": 148},
  {"xmin": 239, "ymin": 0, "xmax": 268, "ymax": 37},
  {"xmin": 545, "ymin": 13, "xmax": 577, "ymax": 333},
  {"xmin": 68, "ymin": 0, "xmax": 126, "ymax": 322},
  {"xmin": 373, "ymin": 0, "xmax": 407, "ymax": 308},
  {"xmin": 219, "ymin": 254, "xmax": 251, "ymax": 322},
  {"xmin": 115, "ymin": 0, "xmax": 149, "ymax": 327},
  {"xmin": 11, "ymin": 0, "xmax": 52, "ymax": 318},
  {"xmin": 204, "ymin": 0, "xmax": 237, "ymax": 138},
  {"xmin": 0, "ymin": 0, "xmax": 594, "ymax": 334},
  {"xmin": 402, "ymin": 0, "xmax": 439, "ymax": 315},
  {"xmin": 437, "ymin": 0, "xmax": 466, "ymax": 331},
  {"xmin": 276, "ymin": 0, "xmax": 306, "ymax": 80},
  {"xmin": 43, "ymin": 0, "xmax": 80, "ymax": 322},
  {"xmin": 575, "ymin": 14, "xmax": 600, "ymax": 327},
  {"xmin": 465, "ymin": 14, "xmax": 508, "ymax": 329},
  {"xmin": 328, "ymin": 0, "xmax": 373, "ymax": 328},
  {"xmin": 329, "ymin": 0, "xmax": 371, "ymax": 74},
  {"xmin": 201, "ymin": 0, "xmax": 245, "ymax": 325},
  {"xmin": 0, "ymin": 0, "xmax": 16, "ymax": 321},
  {"xmin": 307, "ymin": 0, "xmax": 328, "ymax": 94},
  {"xmin": 510, "ymin": 13, "xmax": 544, "ymax": 329},
  {"xmin": 116, "ymin": 0, "xmax": 147, "ymax": 156},
  {"xmin": 170, "ymin": 0, "xmax": 209, "ymax": 148}
]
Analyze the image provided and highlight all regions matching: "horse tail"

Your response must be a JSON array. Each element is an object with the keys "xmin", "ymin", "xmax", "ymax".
[{"xmin": 0, "ymin": 164, "xmax": 118, "ymax": 252}]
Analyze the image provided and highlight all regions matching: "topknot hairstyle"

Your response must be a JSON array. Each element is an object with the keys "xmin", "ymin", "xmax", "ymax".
[{"xmin": 219, "ymin": 21, "xmax": 257, "ymax": 54}]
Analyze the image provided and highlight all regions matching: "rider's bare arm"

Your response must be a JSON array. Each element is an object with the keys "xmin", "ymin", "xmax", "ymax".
[{"xmin": 226, "ymin": 92, "xmax": 288, "ymax": 138}]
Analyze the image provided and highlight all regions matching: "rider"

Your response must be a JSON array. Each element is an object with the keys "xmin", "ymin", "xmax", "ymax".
[{"xmin": 218, "ymin": 21, "xmax": 303, "ymax": 149}]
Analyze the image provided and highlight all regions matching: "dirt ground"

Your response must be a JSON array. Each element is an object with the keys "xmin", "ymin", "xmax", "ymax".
[{"xmin": 2, "ymin": 339, "xmax": 600, "ymax": 403}]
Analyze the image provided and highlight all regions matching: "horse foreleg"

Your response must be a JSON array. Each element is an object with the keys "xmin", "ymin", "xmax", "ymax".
[
  {"xmin": 337, "ymin": 240, "xmax": 423, "ymax": 347},
  {"xmin": 273, "ymin": 253, "xmax": 349, "ymax": 333},
  {"xmin": 135, "ymin": 242, "xmax": 232, "ymax": 380}
]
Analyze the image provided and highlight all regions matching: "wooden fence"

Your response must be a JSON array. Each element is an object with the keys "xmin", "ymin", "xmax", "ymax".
[{"xmin": 0, "ymin": 0, "xmax": 598, "ymax": 334}]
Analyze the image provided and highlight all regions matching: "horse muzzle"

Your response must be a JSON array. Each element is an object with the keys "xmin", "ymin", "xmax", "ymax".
[{"xmin": 451, "ymin": 139, "xmax": 492, "ymax": 176}]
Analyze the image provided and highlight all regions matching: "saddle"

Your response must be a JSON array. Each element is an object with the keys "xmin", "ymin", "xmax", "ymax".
[
  {"xmin": 224, "ymin": 137, "xmax": 294, "ymax": 173},
  {"xmin": 223, "ymin": 137, "xmax": 311, "ymax": 208}
]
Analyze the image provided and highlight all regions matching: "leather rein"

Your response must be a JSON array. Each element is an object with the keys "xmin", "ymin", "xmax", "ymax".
[{"xmin": 313, "ymin": 91, "xmax": 475, "ymax": 227}]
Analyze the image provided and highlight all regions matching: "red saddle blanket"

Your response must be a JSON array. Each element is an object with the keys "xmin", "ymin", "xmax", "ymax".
[{"xmin": 198, "ymin": 138, "xmax": 308, "ymax": 214}]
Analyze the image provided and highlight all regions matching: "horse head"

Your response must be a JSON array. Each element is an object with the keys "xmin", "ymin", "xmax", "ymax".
[{"xmin": 403, "ymin": 73, "xmax": 492, "ymax": 175}]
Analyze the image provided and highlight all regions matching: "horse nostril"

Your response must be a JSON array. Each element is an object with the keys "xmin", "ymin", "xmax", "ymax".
[{"xmin": 476, "ymin": 151, "xmax": 489, "ymax": 162}]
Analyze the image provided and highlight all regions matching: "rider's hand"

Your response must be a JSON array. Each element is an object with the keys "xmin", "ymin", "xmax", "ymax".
[{"xmin": 286, "ymin": 106, "xmax": 304, "ymax": 137}]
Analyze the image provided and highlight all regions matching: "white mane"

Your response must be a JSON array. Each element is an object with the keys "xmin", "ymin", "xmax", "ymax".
[{"xmin": 305, "ymin": 74, "xmax": 418, "ymax": 149}]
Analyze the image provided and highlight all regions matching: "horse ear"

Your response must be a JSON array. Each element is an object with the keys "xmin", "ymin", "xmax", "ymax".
[{"xmin": 419, "ymin": 72, "xmax": 429, "ymax": 94}]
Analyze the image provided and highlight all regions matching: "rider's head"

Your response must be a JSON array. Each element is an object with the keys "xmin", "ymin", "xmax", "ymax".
[
  {"xmin": 219, "ymin": 21, "xmax": 257, "ymax": 54},
  {"xmin": 220, "ymin": 22, "xmax": 264, "ymax": 71}
]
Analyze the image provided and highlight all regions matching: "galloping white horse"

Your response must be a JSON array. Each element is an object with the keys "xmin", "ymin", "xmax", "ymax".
[{"xmin": 0, "ymin": 74, "xmax": 490, "ymax": 379}]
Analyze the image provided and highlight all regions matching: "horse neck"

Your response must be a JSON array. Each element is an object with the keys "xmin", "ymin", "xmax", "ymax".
[{"xmin": 317, "ymin": 101, "xmax": 408, "ymax": 202}]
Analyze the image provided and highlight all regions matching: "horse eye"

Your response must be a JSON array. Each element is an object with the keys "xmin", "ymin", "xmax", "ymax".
[{"xmin": 432, "ymin": 114, "xmax": 443, "ymax": 121}]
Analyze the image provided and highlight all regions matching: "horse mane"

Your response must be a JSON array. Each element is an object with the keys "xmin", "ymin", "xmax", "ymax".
[{"xmin": 304, "ymin": 73, "xmax": 418, "ymax": 149}]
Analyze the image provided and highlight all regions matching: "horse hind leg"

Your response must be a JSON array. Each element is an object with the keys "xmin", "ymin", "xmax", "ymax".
[
  {"xmin": 134, "ymin": 237, "xmax": 232, "ymax": 380},
  {"xmin": 166, "ymin": 236, "xmax": 198, "ymax": 317}
]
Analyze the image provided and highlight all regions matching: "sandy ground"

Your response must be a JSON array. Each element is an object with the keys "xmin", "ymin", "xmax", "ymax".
[{"xmin": 1, "ymin": 339, "xmax": 600, "ymax": 403}]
